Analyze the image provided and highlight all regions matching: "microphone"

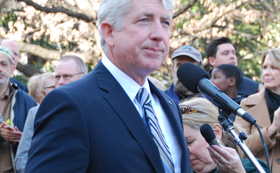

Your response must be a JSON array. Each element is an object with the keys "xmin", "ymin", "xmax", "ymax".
[
  {"xmin": 200, "ymin": 124, "xmax": 220, "ymax": 146},
  {"xmin": 177, "ymin": 62, "xmax": 256, "ymax": 124}
]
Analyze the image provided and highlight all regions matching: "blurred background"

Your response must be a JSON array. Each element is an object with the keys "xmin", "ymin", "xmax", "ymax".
[{"xmin": 1, "ymin": 0, "xmax": 280, "ymax": 88}]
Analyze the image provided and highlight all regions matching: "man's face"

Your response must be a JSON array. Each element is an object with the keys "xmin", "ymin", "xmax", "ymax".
[
  {"xmin": 209, "ymin": 43, "xmax": 237, "ymax": 68},
  {"xmin": 172, "ymin": 56, "xmax": 199, "ymax": 94},
  {"xmin": 0, "ymin": 54, "xmax": 12, "ymax": 86},
  {"xmin": 54, "ymin": 59, "xmax": 85, "ymax": 88},
  {"xmin": 1, "ymin": 41, "xmax": 19, "ymax": 72},
  {"xmin": 106, "ymin": 0, "xmax": 172, "ymax": 85}
]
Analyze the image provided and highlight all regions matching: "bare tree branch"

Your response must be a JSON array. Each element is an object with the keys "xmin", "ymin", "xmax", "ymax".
[
  {"xmin": 232, "ymin": 30, "xmax": 271, "ymax": 48},
  {"xmin": 173, "ymin": 0, "xmax": 198, "ymax": 19},
  {"xmin": 192, "ymin": 0, "xmax": 250, "ymax": 32},
  {"xmin": 17, "ymin": 0, "xmax": 96, "ymax": 23},
  {"xmin": 14, "ymin": 41, "xmax": 100, "ymax": 65},
  {"xmin": 16, "ymin": 63, "xmax": 41, "ymax": 76}
]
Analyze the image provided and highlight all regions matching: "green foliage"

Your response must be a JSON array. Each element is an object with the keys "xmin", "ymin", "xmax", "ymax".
[
  {"xmin": 0, "ymin": 12, "xmax": 17, "ymax": 30},
  {"xmin": 13, "ymin": 74, "xmax": 29, "ymax": 86}
]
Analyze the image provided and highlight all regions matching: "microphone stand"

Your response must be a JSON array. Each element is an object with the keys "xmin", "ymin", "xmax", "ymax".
[{"xmin": 218, "ymin": 114, "xmax": 266, "ymax": 173}]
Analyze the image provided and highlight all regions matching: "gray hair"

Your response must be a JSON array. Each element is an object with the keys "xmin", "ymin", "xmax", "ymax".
[{"xmin": 97, "ymin": 0, "xmax": 174, "ymax": 49}]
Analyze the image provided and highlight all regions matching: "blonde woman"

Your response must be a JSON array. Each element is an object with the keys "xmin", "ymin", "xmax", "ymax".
[
  {"xmin": 180, "ymin": 97, "xmax": 268, "ymax": 173},
  {"xmin": 236, "ymin": 48, "xmax": 280, "ymax": 173},
  {"xmin": 28, "ymin": 72, "xmax": 55, "ymax": 105}
]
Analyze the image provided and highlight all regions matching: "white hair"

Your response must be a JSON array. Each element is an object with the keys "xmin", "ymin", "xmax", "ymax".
[{"xmin": 97, "ymin": 0, "xmax": 174, "ymax": 50}]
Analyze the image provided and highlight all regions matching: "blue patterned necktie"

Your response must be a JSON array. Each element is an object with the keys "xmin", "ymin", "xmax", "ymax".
[{"xmin": 136, "ymin": 88, "xmax": 174, "ymax": 173}]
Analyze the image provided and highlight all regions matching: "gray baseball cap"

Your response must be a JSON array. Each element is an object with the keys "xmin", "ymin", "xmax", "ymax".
[{"xmin": 172, "ymin": 46, "xmax": 203, "ymax": 66}]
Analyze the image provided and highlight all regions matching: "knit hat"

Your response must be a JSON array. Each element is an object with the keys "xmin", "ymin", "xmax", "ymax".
[{"xmin": 0, "ymin": 46, "xmax": 13, "ymax": 62}]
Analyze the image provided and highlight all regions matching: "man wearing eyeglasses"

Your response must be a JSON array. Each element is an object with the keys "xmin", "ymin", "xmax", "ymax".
[
  {"xmin": 54, "ymin": 55, "xmax": 87, "ymax": 87},
  {"xmin": 14, "ymin": 55, "xmax": 87, "ymax": 173}
]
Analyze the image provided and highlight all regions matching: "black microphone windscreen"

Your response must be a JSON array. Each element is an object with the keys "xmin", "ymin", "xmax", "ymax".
[
  {"xmin": 177, "ymin": 62, "xmax": 209, "ymax": 93},
  {"xmin": 200, "ymin": 124, "xmax": 216, "ymax": 144}
]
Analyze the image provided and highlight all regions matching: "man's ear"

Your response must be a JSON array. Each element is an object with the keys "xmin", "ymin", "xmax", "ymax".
[
  {"xmin": 171, "ymin": 64, "xmax": 175, "ymax": 74},
  {"xmin": 212, "ymin": 123, "xmax": 222, "ymax": 141},
  {"xmin": 208, "ymin": 57, "xmax": 215, "ymax": 67},
  {"xmin": 100, "ymin": 21, "xmax": 114, "ymax": 47},
  {"xmin": 11, "ymin": 65, "xmax": 16, "ymax": 73},
  {"xmin": 228, "ymin": 77, "xmax": 236, "ymax": 87}
]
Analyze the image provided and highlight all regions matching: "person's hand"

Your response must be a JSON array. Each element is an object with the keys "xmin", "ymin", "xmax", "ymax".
[
  {"xmin": 268, "ymin": 107, "xmax": 280, "ymax": 137},
  {"xmin": 0, "ymin": 121, "xmax": 22, "ymax": 143},
  {"xmin": 208, "ymin": 145, "xmax": 246, "ymax": 173}
]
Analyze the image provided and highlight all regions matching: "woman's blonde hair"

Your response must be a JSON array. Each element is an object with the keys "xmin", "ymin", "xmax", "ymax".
[
  {"xmin": 261, "ymin": 48, "xmax": 280, "ymax": 68},
  {"xmin": 179, "ymin": 97, "xmax": 244, "ymax": 156},
  {"xmin": 28, "ymin": 72, "xmax": 53, "ymax": 104}
]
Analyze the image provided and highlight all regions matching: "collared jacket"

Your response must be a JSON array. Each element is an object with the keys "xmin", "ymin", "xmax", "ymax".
[
  {"xmin": 0, "ymin": 84, "xmax": 36, "ymax": 171},
  {"xmin": 236, "ymin": 89, "xmax": 279, "ymax": 173}
]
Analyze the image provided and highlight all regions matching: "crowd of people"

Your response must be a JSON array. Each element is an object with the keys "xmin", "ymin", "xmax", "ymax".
[{"xmin": 0, "ymin": 0, "xmax": 279, "ymax": 173}]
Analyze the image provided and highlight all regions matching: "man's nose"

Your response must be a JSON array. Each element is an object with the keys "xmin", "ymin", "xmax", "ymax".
[
  {"xmin": 56, "ymin": 77, "xmax": 66, "ymax": 87},
  {"xmin": 150, "ymin": 21, "xmax": 166, "ymax": 41}
]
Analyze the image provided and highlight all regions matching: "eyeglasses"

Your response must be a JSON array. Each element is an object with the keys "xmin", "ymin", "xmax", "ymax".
[
  {"xmin": 179, "ymin": 105, "xmax": 206, "ymax": 115},
  {"xmin": 43, "ymin": 85, "xmax": 55, "ymax": 90},
  {"xmin": 54, "ymin": 72, "xmax": 84, "ymax": 81}
]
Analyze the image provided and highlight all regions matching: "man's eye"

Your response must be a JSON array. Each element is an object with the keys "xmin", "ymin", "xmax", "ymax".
[
  {"xmin": 140, "ymin": 18, "xmax": 149, "ymax": 22},
  {"xmin": 162, "ymin": 20, "xmax": 170, "ymax": 26},
  {"xmin": 64, "ymin": 75, "xmax": 72, "ymax": 79}
]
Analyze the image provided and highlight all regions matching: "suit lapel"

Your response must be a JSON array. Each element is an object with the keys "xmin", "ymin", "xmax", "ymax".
[
  {"xmin": 149, "ymin": 81, "xmax": 185, "ymax": 149},
  {"xmin": 94, "ymin": 61, "xmax": 165, "ymax": 172}
]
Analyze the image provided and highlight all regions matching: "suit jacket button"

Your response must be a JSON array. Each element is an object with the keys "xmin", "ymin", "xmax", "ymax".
[
  {"xmin": 277, "ymin": 158, "xmax": 280, "ymax": 164},
  {"xmin": 168, "ymin": 101, "xmax": 172, "ymax": 105}
]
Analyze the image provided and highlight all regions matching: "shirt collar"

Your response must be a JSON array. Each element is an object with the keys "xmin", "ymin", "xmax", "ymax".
[
  {"xmin": 101, "ymin": 56, "xmax": 151, "ymax": 102},
  {"xmin": 0, "ymin": 83, "xmax": 10, "ymax": 100}
]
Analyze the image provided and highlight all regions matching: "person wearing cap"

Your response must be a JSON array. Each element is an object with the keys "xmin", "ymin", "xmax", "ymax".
[
  {"xmin": 165, "ymin": 45, "xmax": 204, "ymax": 104},
  {"xmin": 1, "ymin": 39, "xmax": 28, "ymax": 93},
  {"xmin": 0, "ymin": 46, "xmax": 36, "ymax": 173}
]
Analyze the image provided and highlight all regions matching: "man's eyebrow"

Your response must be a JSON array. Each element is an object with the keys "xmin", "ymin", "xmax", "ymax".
[
  {"xmin": 140, "ymin": 12, "xmax": 172, "ymax": 21},
  {"xmin": 161, "ymin": 16, "xmax": 172, "ymax": 21}
]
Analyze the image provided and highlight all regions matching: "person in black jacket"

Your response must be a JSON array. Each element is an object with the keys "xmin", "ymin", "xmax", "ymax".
[{"xmin": 207, "ymin": 37, "xmax": 259, "ymax": 99}]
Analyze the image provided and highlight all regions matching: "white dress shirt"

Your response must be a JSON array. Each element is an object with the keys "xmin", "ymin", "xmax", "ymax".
[{"xmin": 102, "ymin": 56, "xmax": 182, "ymax": 173}]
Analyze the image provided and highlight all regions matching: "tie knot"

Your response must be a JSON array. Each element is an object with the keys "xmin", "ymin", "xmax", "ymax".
[{"xmin": 136, "ymin": 88, "xmax": 150, "ymax": 107}]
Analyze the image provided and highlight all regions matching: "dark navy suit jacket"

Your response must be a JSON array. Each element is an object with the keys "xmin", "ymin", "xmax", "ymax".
[{"xmin": 25, "ymin": 61, "xmax": 191, "ymax": 173}]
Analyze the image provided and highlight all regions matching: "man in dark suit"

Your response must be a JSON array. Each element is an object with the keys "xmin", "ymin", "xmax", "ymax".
[{"xmin": 25, "ymin": 0, "xmax": 191, "ymax": 173}]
